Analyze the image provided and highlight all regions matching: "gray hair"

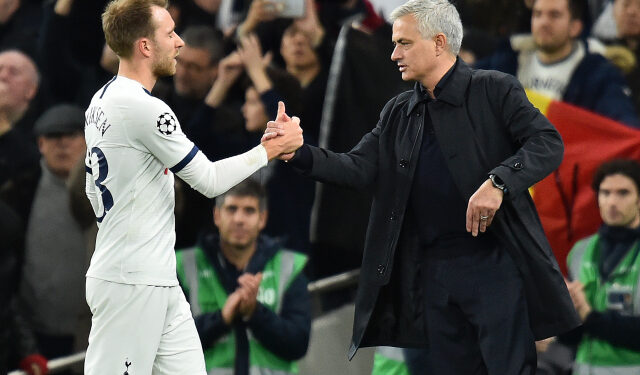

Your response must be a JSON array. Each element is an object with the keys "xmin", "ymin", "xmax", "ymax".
[
  {"xmin": 181, "ymin": 25, "xmax": 225, "ymax": 65},
  {"xmin": 390, "ymin": 0, "xmax": 463, "ymax": 55}
]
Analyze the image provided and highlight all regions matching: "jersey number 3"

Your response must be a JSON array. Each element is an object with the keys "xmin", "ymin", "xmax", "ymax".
[{"xmin": 89, "ymin": 147, "xmax": 114, "ymax": 222}]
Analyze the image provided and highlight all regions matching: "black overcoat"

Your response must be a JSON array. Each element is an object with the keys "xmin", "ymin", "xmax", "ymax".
[{"xmin": 292, "ymin": 61, "xmax": 581, "ymax": 359}]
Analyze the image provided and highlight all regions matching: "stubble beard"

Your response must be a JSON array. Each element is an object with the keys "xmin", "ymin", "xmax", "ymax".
[{"xmin": 152, "ymin": 54, "xmax": 176, "ymax": 78}]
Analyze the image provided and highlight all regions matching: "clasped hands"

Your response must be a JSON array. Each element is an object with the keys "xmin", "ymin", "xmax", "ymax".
[
  {"xmin": 261, "ymin": 101, "xmax": 303, "ymax": 161},
  {"xmin": 222, "ymin": 272, "xmax": 263, "ymax": 324}
]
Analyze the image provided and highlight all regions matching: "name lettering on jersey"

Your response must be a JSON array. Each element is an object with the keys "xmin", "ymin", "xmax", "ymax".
[{"xmin": 86, "ymin": 106, "xmax": 112, "ymax": 136}]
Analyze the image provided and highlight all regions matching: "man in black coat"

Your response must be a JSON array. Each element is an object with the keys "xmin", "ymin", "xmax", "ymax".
[{"xmin": 266, "ymin": 0, "xmax": 581, "ymax": 373}]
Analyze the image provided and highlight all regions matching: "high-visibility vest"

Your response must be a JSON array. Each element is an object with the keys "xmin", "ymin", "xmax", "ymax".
[
  {"xmin": 567, "ymin": 234, "xmax": 640, "ymax": 375},
  {"xmin": 371, "ymin": 346, "xmax": 410, "ymax": 375},
  {"xmin": 177, "ymin": 246, "xmax": 308, "ymax": 375}
]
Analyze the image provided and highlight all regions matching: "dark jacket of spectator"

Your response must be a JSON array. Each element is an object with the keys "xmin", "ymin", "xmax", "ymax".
[{"xmin": 475, "ymin": 38, "xmax": 640, "ymax": 128}]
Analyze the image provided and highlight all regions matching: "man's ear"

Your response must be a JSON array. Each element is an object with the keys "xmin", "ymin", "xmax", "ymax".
[
  {"xmin": 569, "ymin": 18, "xmax": 583, "ymax": 39},
  {"xmin": 258, "ymin": 209, "xmax": 268, "ymax": 231},
  {"xmin": 434, "ymin": 32, "xmax": 448, "ymax": 55},
  {"xmin": 213, "ymin": 206, "xmax": 221, "ymax": 228},
  {"xmin": 138, "ymin": 38, "xmax": 153, "ymax": 58}
]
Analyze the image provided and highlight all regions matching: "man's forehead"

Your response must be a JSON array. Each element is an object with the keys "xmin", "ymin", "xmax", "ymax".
[
  {"xmin": 151, "ymin": 5, "xmax": 174, "ymax": 31},
  {"xmin": 223, "ymin": 195, "xmax": 260, "ymax": 206}
]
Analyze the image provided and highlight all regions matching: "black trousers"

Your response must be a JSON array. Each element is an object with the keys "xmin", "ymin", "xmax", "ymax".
[{"xmin": 418, "ymin": 236, "xmax": 537, "ymax": 375}]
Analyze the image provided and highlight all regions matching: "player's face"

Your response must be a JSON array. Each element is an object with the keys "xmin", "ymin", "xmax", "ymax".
[
  {"xmin": 38, "ymin": 131, "xmax": 86, "ymax": 179},
  {"xmin": 174, "ymin": 45, "xmax": 216, "ymax": 99},
  {"xmin": 531, "ymin": 0, "xmax": 581, "ymax": 54},
  {"xmin": 598, "ymin": 174, "xmax": 640, "ymax": 228},
  {"xmin": 214, "ymin": 195, "xmax": 267, "ymax": 250},
  {"xmin": 242, "ymin": 87, "xmax": 269, "ymax": 132},
  {"xmin": 391, "ymin": 14, "xmax": 438, "ymax": 85},
  {"xmin": 150, "ymin": 6, "xmax": 184, "ymax": 78}
]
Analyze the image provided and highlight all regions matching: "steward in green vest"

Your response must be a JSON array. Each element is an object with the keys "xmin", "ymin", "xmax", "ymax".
[
  {"xmin": 371, "ymin": 347, "xmax": 410, "ymax": 375},
  {"xmin": 176, "ymin": 179, "xmax": 311, "ymax": 375},
  {"xmin": 564, "ymin": 159, "xmax": 640, "ymax": 375}
]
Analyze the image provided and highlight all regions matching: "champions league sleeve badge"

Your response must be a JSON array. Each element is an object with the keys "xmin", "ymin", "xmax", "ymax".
[{"xmin": 156, "ymin": 112, "xmax": 177, "ymax": 135}]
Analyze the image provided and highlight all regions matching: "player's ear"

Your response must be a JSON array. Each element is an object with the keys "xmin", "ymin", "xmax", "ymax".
[{"xmin": 138, "ymin": 38, "xmax": 153, "ymax": 58}]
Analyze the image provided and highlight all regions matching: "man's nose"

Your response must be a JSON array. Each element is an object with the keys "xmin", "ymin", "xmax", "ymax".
[{"xmin": 391, "ymin": 46, "xmax": 400, "ymax": 61}]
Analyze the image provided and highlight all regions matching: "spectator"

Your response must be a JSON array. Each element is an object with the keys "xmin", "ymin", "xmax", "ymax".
[
  {"xmin": 38, "ymin": 0, "xmax": 113, "ymax": 107},
  {"xmin": 279, "ymin": 1, "xmax": 331, "ymax": 144},
  {"xmin": 0, "ymin": 0, "xmax": 42, "ymax": 58},
  {"xmin": 564, "ymin": 159, "xmax": 640, "ymax": 374},
  {"xmin": 0, "ymin": 49, "xmax": 40, "ymax": 188},
  {"xmin": 371, "ymin": 347, "xmax": 411, "ymax": 375},
  {"xmin": 593, "ymin": 0, "xmax": 640, "ymax": 116},
  {"xmin": 8, "ymin": 104, "xmax": 89, "ymax": 374},
  {"xmin": 476, "ymin": 0, "xmax": 640, "ymax": 127},
  {"xmin": 0, "ymin": 201, "xmax": 46, "ymax": 375},
  {"xmin": 154, "ymin": 24, "xmax": 225, "ymax": 126},
  {"xmin": 176, "ymin": 179, "xmax": 311, "ymax": 375}
]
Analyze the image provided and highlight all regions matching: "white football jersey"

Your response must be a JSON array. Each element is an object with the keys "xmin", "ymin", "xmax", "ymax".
[{"xmin": 85, "ymin": 76, "xmax": 267, "ymax": 286}]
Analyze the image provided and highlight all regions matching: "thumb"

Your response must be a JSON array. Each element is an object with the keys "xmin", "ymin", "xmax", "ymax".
[{"xmin": 276, "ymin": 101, "xmax": 291, "ymax": 121}]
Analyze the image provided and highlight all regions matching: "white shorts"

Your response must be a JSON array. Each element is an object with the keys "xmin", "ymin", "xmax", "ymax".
[{"xmin": 84, "ymin": 277, "xmax": 206, "ymax": 375}]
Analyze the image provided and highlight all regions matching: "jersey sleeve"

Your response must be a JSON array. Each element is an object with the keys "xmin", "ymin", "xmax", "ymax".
[
  {"xmin": 84, "ymin": 155, "xmax": 101, "ymax": 226},
  {"xmin": 130, "ymin": 101, "xmax": 197, "ymax": 169}
]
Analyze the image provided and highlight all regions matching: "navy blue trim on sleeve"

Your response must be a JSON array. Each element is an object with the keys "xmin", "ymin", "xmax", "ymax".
[
  {"xmin": 170, "ymin": 145, "xmax": 200, "ymax": 173},
  {"xmin": 85, "ymin": 165, "xmax": 92, "ymax": 174},
  {"xmin": 100, "ymin": 76, "xmax": 117, "ymax": 99}
]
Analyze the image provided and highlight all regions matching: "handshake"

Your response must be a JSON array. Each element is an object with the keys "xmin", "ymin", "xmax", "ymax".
[{"xmin": 261, "ymin": 101, "xmax": 304, "ymax": 161}]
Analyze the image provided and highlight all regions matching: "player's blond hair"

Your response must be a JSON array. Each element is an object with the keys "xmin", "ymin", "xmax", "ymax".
[{"xmin": 102, "ymin": 0, "xmax": 168, "ymax": 58}]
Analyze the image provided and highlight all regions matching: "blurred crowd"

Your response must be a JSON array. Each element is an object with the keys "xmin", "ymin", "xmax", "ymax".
[{"xmin": 0, "ymin": 0, "xmax": 639, "ymax": 373}]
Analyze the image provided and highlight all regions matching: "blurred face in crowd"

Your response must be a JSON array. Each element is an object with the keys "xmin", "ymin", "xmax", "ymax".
[
  {"xmin": 598, "ymin": 173, "xmax": 640, "ymax": 228},
  {"xmin": 242, "ymin": 87, "xmax": 269, "ymax": 132},
  {"xmin": 174, "ymin": 45, "xmax": 217, "ymax": 99},
  {"xmin": 531, "ymin": 0, "xmax": 582, "ymax": 54},
  {"xmin": 214, "ymin": 195, "xmax": 266, "ymax": 251},
  {"xmin": 38, "ymin": 131, "xmax": 86, "ymax": 178},
  {"xmin": 150, "ymin": 5, "xmax": 184, "ymax": 78},
  {"xmin": 391, "ymin": 14, "xmax": 439, "ymax": 85},
  {"xmin": 614, "ymin": 0, "xmax": 640, "ymax": 39},
  {"xmin": 280, "ymin": 25, "xmax": 319, "ymax": 70},
  {"xmin": 0, "ymin": 50, "xmax": 38, "ymax": 117}
]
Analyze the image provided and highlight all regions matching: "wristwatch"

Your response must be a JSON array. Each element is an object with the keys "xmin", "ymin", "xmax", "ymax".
[{"xmin": 489, "ymin": 174, "xmax": 508, "ymax": 194}]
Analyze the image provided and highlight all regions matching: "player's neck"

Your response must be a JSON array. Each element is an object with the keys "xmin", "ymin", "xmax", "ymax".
[
  {"xmin": 220, "ymin": 242, "xmax": 257, "ymax": 271},
  {"xmin": 117, "ymin": 60, "xmax": 157, "ymax": 92}
]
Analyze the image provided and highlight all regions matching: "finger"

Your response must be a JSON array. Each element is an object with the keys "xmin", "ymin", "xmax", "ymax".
[
  {"xmin": 262, "ymin": 51, "xmax": 273, "ymax": 66},
  {"xmin": 465, "ymin": 203, "xmax": 473, "ymax": 233},
  {"xmin": 478, "ymin": 214, "xmax": 489, "ymax": 233},
  {"xmin": 291, "ymin": 116, "xmax": 301, "ymax": 126},
  {"xmin": 471, "ymin": 211, "xmax": 480, "ymax": 237},
  {"xmin": 276, "ymin": 101, "xmax": 286, "ymax": 121},
  {"xmin": 266, "ymin": 120, "xmax": 284, "ymax": 130}
]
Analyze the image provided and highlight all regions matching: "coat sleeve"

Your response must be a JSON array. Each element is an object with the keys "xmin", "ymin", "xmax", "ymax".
[
  {"xmin": 194, "ymin": 310, "xmax": 232, "ymax": 348},
  {"xmin": 580, "ymin": 310, "xmax": 640, "ymax": 351},
  {"xmin": 246, "ymin": 272, "xmax": 312, "ymax": 360},
  {"xmin": 487, "ymin": 73, "xmax": 564, "ymax": 197},
  {"xmin": 287, "ymin": 96, "xmax": 399, "ymax": 190}
]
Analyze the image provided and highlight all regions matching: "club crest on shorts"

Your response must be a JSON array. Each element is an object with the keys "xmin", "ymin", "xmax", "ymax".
[
  {"xmin": 123, "ymin": 360, "xmax": 132, "ymax": 375},
  {"xmin": 156, "ymin": 112, "xmax": 177, "ymax": 135}
]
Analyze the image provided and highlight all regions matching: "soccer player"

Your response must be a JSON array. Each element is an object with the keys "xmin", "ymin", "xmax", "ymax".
[{"xmin": 83, "ymin": 0, "xmax": 302, "ymax": 374}]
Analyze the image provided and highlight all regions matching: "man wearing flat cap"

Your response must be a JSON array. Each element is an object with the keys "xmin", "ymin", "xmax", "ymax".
[{"xmin": 1, "ymin": 104, "xmax": 90, "ymax": 373}]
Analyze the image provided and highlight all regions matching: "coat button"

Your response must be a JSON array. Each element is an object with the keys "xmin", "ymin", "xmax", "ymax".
[
  {"xmin": 377, "ymin": 264, "xmax": 386, "ymax": 275},
  {"xmin": 415, "ymin": 112, "xmax": 421, "ymax": 117},
  {"xmin": 513, "ymin": 161, "xmax": 523, "ymax": 169},
  {"xmin": 390, "ymin": 211, "xmax": 397, "ymax": 221},
  {"xmin": 399, "ymin": 159, "xmax": 408, "ymax": 168}
]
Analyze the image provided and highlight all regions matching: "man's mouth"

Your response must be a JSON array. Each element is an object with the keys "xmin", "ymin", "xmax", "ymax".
[{"xmin": 398, "ymin": 64, "xmax": 407, "ymax": 72}]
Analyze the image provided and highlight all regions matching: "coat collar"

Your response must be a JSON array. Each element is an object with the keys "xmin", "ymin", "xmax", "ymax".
[{"xmin": 405, "ymin": 58, "xmax": 472, "ymax": 116}]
